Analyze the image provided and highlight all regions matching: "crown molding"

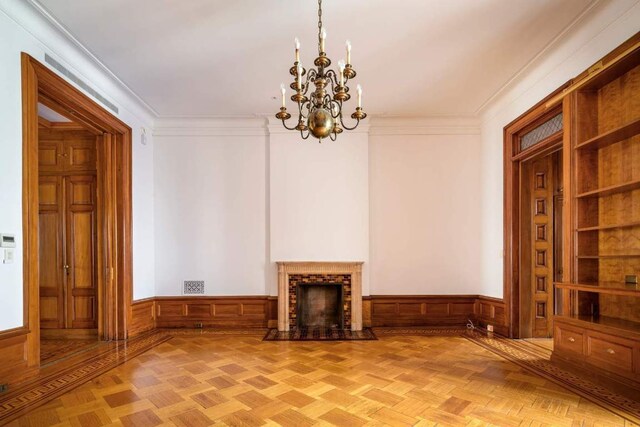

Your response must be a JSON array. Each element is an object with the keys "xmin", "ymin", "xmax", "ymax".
[
  {"xmin": 154, "ymin": 117, "xmax": 268, "ymax": 137},
  {"xmin": 154, "ymin": 116, "xmax": 480, "ymax": 137},
  {"xmin": 475, "ymin": 0, "xmax": 602, "ymax": 117},
  {"xmin": 11, "ymin": 0, "xmax": 159, "ymax": 122},
  {"xmin": 368, "ymin": 116, "xmax": 481, "ymax": 135}
]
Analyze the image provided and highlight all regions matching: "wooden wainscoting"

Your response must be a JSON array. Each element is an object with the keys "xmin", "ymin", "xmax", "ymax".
[
  {"xmin": 155, "ymin": 296, "xmax": 270, "ymax": 329},
  {"xmin": 0, "ymin": 327, "xmax": 35, "ymax": 386},
  {"xmin": 369, "ymin": 295, "xmax": 507, "ymax": 332},
  {"xmin": 370, "ymin": 295, "xmax": 477, "ymax": 327},
  {"xmin": 475, "ymin": 296, "xmax": 508, "ymax": 335},
  {"xmin": 129, "ymin": 298, "xmax": 155, "ymax": 337},
  {"xmin": 131, "ymin": 294, "xmax": 506, "ymax": 334}
]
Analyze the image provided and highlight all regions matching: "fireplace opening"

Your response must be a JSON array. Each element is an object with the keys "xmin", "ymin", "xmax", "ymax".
[{"xmin": 296, "ymin": 283, "xmax": 344, "ymax": 329}]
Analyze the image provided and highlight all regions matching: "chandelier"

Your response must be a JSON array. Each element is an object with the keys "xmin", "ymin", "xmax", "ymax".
[{"xmin": 275, "ymin": 0, "xmax": 367, "ymax": 141}]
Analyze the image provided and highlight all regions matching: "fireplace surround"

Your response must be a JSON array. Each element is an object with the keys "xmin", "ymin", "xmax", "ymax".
[{"xmin": 277, "ymin": 262, "xmax": 363, "ymax": 331}]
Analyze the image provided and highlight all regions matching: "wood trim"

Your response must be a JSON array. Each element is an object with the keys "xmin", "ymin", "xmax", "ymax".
[
  {"xmin": 18, "ymin": 53, "xmax": 133, "ymax": 385},
  {"xmin": 545, "ymin": 33, "xmax": 640, "ymax": 108},
  {"xmin": 111, "ymin": 294, "xmax": 506, "ymax": 335},
  {"xmin": 475, "ymin": 295, "xmax": 508, "ymax": 336},
  {"xmin": 129, "ymin": 299, "xmax": 155, "ymax": 337},
  {"xmin": 21, "ymin": 53, "xmax": 40, "ymax": 372},
  {"xmin": 369, "ymin": 295, "xmax": 507, "ymax": 332},
  {"xmin": 0, "ymin": 326, "xmax": 30, "ymax": 340},
  {"xmin": 154, "ymin": 296, "xmax": 270, "ymax": 329},
  {"xmin": 503, "ymin": 83, "xmax": 569, "ymax": 339}
]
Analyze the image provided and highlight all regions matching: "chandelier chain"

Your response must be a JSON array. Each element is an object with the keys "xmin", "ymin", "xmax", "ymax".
[{"xmin": 318, "ymin": 0, "xmax": 322, "ymax": 53}]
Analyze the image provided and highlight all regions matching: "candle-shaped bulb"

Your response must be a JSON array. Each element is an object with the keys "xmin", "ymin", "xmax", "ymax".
[
  {"xmin": 294, "ymin": 37, "xmax": 300, "ymax": 62},
  {"xmin": 356, "ymin": 84, "xmax": 362, "ymax": 108},
  {"xmin": 296, "ymin": 63, "xmax": 302, "ymax": 90},
  {"xmin": 338, "ymin": 60, "xmax": 346, "ymax": 86},
  {"xmin": 346, "ymin": 40, "xmax": 351, "ymax": 64},
  {"xmin": 320, "ymin": 27, "xmax": 327, "ymax": 53},
  {"xmin": 280, "ymin": 83, "xmax": 286, "ymax": 108}
]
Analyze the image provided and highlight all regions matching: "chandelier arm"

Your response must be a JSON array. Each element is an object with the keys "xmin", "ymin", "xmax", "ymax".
[
  {"xmin": 324, "ymin": 69, "xmax": 340, "ymax": 93},
  {"xmin": 305, "ymin": 69, "xmax": 318, "ymax": 92},
  {"xmin": 280, "ymin": 117, "xmax": 298, "ymax": 131},
  {"xmin": 339, "ymin": 114, "xmax": 361, "ymax": 131},
  {"xmin": 299, "ymin": 99, "xmax": 311, "ymax": 119},
  {"xmin": 328, "ymin": 100, "xmax": 341, "ymax": 118},
  {"xmin": 329, "ymin": 132, "xmax": 337, "ymax": 141},
  {"xmin": 300, "ymin": 128, "xmax": 311, "ymax": 140}
]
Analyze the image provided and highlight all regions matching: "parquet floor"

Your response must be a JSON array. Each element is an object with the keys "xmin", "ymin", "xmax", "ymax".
[{"xmin": 8, "ymin": 331, "xmax": 638, "ymax": 426}]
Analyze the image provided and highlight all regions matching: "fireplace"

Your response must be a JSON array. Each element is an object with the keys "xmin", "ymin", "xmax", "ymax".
[
  {"xmin": 277, "ymin": 262, "xmax": 363, "ymax": 331},
  {"xmin": 297, "ymin": 283, "xmax": 343, "ymax": 329}
]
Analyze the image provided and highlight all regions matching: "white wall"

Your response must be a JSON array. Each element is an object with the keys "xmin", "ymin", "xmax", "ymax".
[
  {"xmin": 153, "ymin": 121, "xmax": 269, "ymax": 296},
  {"xmin": 479, "ymin": 0, "xmax": 640, "ymax": 298},
  {"xmin": 0, "ymin": 0, "xmax": 155, "ymax": 330},
  {"xmin": 369, "ymin": 119, "xmax": 481, "ymax": 295},
  {"xmin": 269, "ymin": 125, "xmax": 370, "ymax": 295}
]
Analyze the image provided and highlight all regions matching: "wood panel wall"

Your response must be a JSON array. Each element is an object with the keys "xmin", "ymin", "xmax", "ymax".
[
  {"xmin": 367, "ymin": 295, "xmax": 507, "ymax": 332},
  {"xmin": 128, "ymin": 299, "xmax": 155, "ymax": 337},
  {"xmin": 474, "ymin": 296, "xmax": 508, "ymax": 336},
  {"xmin": 0, "ymin": 327, "xmax": 35, "ymax": 386},
  {"xmin": 128, "ymin": 295, "xmax": 507, "ymax": 334}
]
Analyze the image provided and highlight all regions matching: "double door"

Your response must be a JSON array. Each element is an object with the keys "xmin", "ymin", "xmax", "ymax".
[{"xmin": 39, "ymin": 130, "xmax": 98, "ymax": 330}]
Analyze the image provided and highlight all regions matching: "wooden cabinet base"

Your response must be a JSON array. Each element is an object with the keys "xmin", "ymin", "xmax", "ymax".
[{"xmin": 552, "ymin": 317, "xmax": 640, "ymax": 399}]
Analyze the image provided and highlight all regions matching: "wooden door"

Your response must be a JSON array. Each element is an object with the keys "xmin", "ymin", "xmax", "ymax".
[
  {"xmin": 38, "ymin": 128, "xmax": 98, "ymax": 330},
  {"xmin": 65, "ymin": 175, "xmax": 98, "ymax": 329},
  {"xmin": 38, "ymin": 175, "xmax": 65, "ymax": 329},
  {"xmin": 530, "ymin": 155, "xmax": 555, "ymax": 337}
]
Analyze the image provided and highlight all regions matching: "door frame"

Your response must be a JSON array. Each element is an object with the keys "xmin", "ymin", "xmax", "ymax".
[
  {"xmin": 503, "ymin": 84, "xmax": 572, "ymax": 339},
  {"xmin": 22, "ymin": 53, "xmax": 132, "ymax": 368}
]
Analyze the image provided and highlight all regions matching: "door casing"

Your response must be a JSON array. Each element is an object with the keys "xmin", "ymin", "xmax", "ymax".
[
  {"xmin": 22, "ymin": 53, "xmax": 133, "ymax": 371},
  {"xmin": 503, "ymin": 84, "xmax": 573, "ymax": 339}
]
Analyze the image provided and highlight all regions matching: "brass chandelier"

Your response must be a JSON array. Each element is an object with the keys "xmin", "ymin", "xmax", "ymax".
[{"xmin": 275, "ymin": 0, "xmax": 367, "ymax": 141}]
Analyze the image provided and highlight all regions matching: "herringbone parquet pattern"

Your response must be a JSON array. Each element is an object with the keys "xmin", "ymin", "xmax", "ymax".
[{"xmin": 7, "ymin": 332, "xmax": 638, "ymax": 426}]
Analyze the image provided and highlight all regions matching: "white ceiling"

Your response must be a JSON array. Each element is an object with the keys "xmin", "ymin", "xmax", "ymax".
[{"xmin": 36, "ymin": 0, "xmax": 595, "ymax": 118}]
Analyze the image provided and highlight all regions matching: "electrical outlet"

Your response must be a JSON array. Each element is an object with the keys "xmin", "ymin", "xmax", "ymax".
[
  {"xmin": 0, "ymin": 384, "xmax": 8, "ymax": 393},
  {"xmin": 487, "ymin": 325, "xmax": 494, "ymax": 332}
]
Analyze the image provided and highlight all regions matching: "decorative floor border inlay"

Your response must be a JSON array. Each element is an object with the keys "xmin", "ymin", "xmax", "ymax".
[
  {"xmin": 464, "ymin": 331, "xmax": 640, "ymax": 424},
  {"xmin": 263, "ymin": 327, "xmax": 377, "ymax": 341},
  {"xmin": 0, "ymin": 332, "xmax": 171, "ymax": 425}
]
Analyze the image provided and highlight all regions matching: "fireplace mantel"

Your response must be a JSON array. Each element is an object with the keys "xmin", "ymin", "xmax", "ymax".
[{"xmin": 276, "ymin": 261, "xmax": 363, "ymax": 331}]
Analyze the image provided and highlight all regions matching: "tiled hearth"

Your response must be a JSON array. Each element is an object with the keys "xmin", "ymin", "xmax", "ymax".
[{"xmin": 277, "ymin": 262, "xmax": 363, "ymax": 331}]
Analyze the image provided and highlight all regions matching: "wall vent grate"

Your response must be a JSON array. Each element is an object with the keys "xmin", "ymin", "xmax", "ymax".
[
  {"xmin": 183, "ymin": 281, "xmax": 205, "ymax": 295},
  {"xmin": 44, "ymin": 54, "xmax": 119, "ymax": 114}
]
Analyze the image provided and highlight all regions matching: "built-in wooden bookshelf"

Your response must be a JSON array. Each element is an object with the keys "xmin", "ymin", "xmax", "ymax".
[{"xmin": 552, "ymin": 35, "xmax": 640, "ymax": 395}]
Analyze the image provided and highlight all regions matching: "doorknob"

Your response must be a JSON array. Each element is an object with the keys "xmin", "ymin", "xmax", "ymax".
[{"xmin": 64, "ymin": 264, "xmax": 70, "ymax": 275}]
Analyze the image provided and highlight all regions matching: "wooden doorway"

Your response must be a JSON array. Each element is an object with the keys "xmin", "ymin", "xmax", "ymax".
[
  {"xmin": 22, "ymin": 53, "xmax": 132, "ymax": 371},
  {"xmin": 504, "ymin": 88, "xmax": 571, "ymax": 339},
  {"xmin": 38, "ymin": 104, "xmax": 102, "ymax": 360}
]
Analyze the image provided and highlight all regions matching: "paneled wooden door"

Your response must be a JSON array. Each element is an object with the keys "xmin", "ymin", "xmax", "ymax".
[
  {"xmin": 527, "ymin": 151, "xmax": 562, "ymax": 338},
  {"xmin": 65, "ymin": 175, "xmax": 98, "ymax": 329},
  {"xmin": 38, "ymin": 129, "xmax": 98, "ymax": 331}
]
